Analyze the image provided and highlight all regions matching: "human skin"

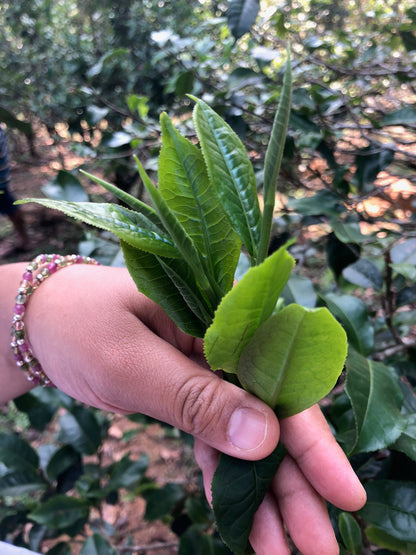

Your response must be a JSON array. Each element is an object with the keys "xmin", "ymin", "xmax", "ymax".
[{"xmin": 0, "ymin": 262, "xmax": 366, "ymax": 554}]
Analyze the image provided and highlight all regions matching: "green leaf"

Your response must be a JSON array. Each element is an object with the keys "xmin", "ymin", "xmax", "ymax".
[
  {"xmin": 322, "ymin": 293, "xmax": 374, "ymax": 356},
  {"xmin": 258, "ymin": 51, "xmax": 292, "ymax": 263},
  {"xmin": 58, "ymin": 407, "xmax": 102, "ymax": 455},
  {"xmin": 46, "ymin": 445, "xmax": 81, "ymax": 481},
  {"xmin": 391, "ymin": 380, "xmax": 416, "ymax": 462},
  {"xmin": 212, "ymin": 443, "xmax": 286, "ymax": 554},
  {"xmin": 42, "ymin": 170, "xmax": 89, "ymax": 202},
  {"xmin": 227, "ymin": 0, "xmax": 260, "ymax": 40},
  {"xmin": 391, "ymin": 238, "xmax": 416, "ymax": 265},
  {"xmin": 135, "ymin": 155, "xmax": 218, "ymax": 308},
  {"xmin": 338, "ymin": 512, "xmax": 362, "ymax": 555},
  {"xmin": 159, "ymin": 112, "xmax": 241, "ymax": 295},
  {"xmin": 80, "ymin": 170, "xmax": 159, "ymax": 215},
  {"xmin": 342, "ymin": 258, "xmax": 384, "ymax": 290},
  {"xmin": 14, "ymin": 391, "xmax": 57, "ymax": 431},
  {"xmin": 287, "ymin": 189, "xmax": 344, "ymax": 217},
  {"xmin": 204, "ymin": 247, "xmax": 295, "ymax": 373},
  {"xmin": 121, "ymin": 240, "xmax": 208, "ymax": 337},
  {"xmin": 0, "ymin": 432, "xmax": 39, "ymax": 472},
  {"xmin": 238, "ymin": 304, "xmax": 347, "ymax": 416},
  {"xmin": 143, "ymin": 483, "xmax": 184, "ymax": 521},
  {"xmin": 0, "ymin": 471, "xmax": 46, "ymax": 496},
  {"xmin": 359, "ymin": 480, "xmax": 416, "ymax": 543},
  {"xmin": 345, "ymin": 350, "xmax": 407, "ymax": 455},
  {"xmin": 16, "ymin": 198, "xmax": 179, "ymax": 258},
  {"xmin": 106, "ymin": 454, "xmax": 148, "ymax": 491},
  {"xmin": 281, "ymin": 274, "xmax": 317, "ymax": 308},
  {"xmin": 365, "ymin": 525, "xmax": 416, "ymax": 554},
  {"xmin": 29, "ymin": 496, "xmax": 89, "ymax": 529},
  {"xmin": 353, "ymin": 147, "xmax": 395, "ymax": 193},
  {"xmin": 191, "ymin": 96, "xmax": 262, "ymax": 262},
  {"xmin": 81, "ymin": 534, "xmax": 117, "ymax": 555},
  {"xmin": 331, "ymin": 219, "xmax": 366, "ymax": 244},
  {"xmin": 381, "ymin": 106, "xmax": 416, "ymax": 126}
]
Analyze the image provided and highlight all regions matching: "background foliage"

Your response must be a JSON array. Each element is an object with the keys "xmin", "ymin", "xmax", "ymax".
[{"xmin": 1, "ymin": 0, "xmax": 416, "ymax": 553}]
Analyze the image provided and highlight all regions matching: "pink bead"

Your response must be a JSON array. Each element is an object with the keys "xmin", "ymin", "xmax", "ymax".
[
  {"xmin": 23, "ymin": 271, "xmax": 33, "ymax": 281},
  {"xmin": 14, "ymin": 304, "xmax": 25, "ymax": 315},
  {"xmin": 48, "ymin": 262, "xmax": 57, "ymax": 273},
  {"xmin": 13, "ymin": 353, "xmax": 23, "ymax": 362},
  {"xmin": 38, "ymin": 254, "xmax": 47, "ymax": 263},
  {"xmin": 18, "ymin": 341, "xmax": 30, "ymax": 352},
  {"xmin": 76, "ymin": 255, "xmax": 83, "ymax": 263}
]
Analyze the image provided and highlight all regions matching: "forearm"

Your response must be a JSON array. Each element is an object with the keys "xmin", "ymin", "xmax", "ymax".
[{"xmin": 0, "ymin": 262, "xmax": 36, "ymax": 404}]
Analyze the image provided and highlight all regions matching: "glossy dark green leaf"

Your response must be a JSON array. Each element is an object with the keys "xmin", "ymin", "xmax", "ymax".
[
  {"xmin": 352, "ymin": 147, "xmax": 394, "ymax": 193},
  {"xmin": 323, "ymin": 293, "xmax": 374, "ymax": 356},
  {"xmin": 191, "ymin": 96, "xmax": 262, "ymax": 262},
  {"xmin": 204, "ymin": 247, "xmax": 295, "ymax": 372},
  {"xmin": 342, "ymin": 258, "xmax": 383, "ymax": 290},
  {"xmin": 391, "ymin": 380, "xmax": 416, "ymax": 462},
  {"xmin": 0, "ymin": 432, "xmax": 39, "ymax": 472},
  {"xmin": 258, "ymin": 52, "xmax": 292, "ymax": 263},
  {"xmin": 381, "ymin": 106, "xmax": 416, "ymax": 126},
  {"xmin": 0, "ymin": 471, "xmax": 45, "ymax": 496},
  {"xmin": 338, "ymin": 512, "xmax": 362, "ymax": 555},
  {"xmin": 287, "ymin": 189, "xmax": 344, "ymax": 217},
  {"xmin": 17, "ymin": 198, "xmax": 179, "ymax": 258},
  {"xmin": 106, "ymin": 453, "xmax": 148, "ymax": 491},
  {"xmin": 159, "ymin": 112, "xmax": 240, "ymax": 295},
  {"xmin": 331, "ymin": 219, "xmax": 366, "ymax": 244},
  {"xmin": 391, "ymin": 238, "xmax": 416, "ymax": 265},
  {"xmin": 345, "ymin": 350, "xmax": 407, "ymax": 455},
  {"xmin": 81, "ymin": 534, "xmax": 117, "ymax": 555},
  {"xmin": 121, "ymin": 240, "xmax": 208, "ymax": 336},
  {"xmin": 42, "ymin": 170, "xmax": 89, "ymax": 202},
  {"xmin": 365, "ymin": 525, "xmax": 416, "ymax": 554},
  {"xmin": 13, "ymin": 391, "xmax": 57, "ymax": 431},
  {"xmin": 359, "ymin": 480, "xmax": 416, "ymax": 542},
  {"xmin": 58, "ymin": 407, "xmax": 102, "ymax": 455},
  {"xmin": 47, "ymin": 542, "xmax": 72, "ymax": 555},
  {"xmin": 281, "ymin": 274, "xmax": 317, "ymax": 307},
  {"xmin": 143, "ymin": 483, "xmax": 184, "ymax": 521},
  {"xmin": 29, "ymin": 496, "xmax": 89, "ymax": 529},
  {"xmin": 46, "ymin": 445, "xmax": 81, "ymax": 481},
  {"xmin": 227, "ymin": 0, "xmax": 260, "ymax": 40},
  {"xmin": 238, "ymin": 304, "xmax": 347, "ymax": 416},
  {"xmin": 212, "ymin": 443, "xmax": 286, "ymax": 554}
]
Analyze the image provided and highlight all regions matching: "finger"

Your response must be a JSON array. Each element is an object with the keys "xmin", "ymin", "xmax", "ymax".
[
  {"xmin": 28, "ymin": 265, "xmax": 280, "ymax": 461},
  {"xmin": 249, "ymin": 491, "xmax": 290, "ymax": 555},
  {"xmin": 193, "ymin": 438, "xmax": 218, "ymax": 506},
  {"xmin": 273, "ymin": 455, "xmax": 339, "ymax": 555},
  {"xmin": 280, "ymin": 404, "xmax": 366, "ymax": 511}
]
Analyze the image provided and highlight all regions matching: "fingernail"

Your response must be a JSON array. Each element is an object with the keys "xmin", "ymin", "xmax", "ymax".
[{"xmin": 228, "ymin": 407, "xmax": 267, "ymax": 451}]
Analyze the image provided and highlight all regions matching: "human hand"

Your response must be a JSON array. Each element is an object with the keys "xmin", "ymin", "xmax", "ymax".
[
  {"xmin": 195, "ymin": 404, "xmax": 366, "ymax": 555},
  {"xmin": 3, "ymin": 263, "xmax": 366, "ymax": 555}
]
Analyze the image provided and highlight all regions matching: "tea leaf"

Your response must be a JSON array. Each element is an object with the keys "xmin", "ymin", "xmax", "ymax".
[
  {"xmin": 258, "ymin": 51, "xmax": 292, "ymax": 263},
  {"xmin": 135, "ymin": 156, "xmax": 218, "ymax": 309},
  {"xmin": 204, "ymin": 246, "xmax": 295, "ymax": 373},
  {"xmin": 191, "ymin": 95, "xmax": 262, "ymax": 263},
  {"xmin": 345, "ymin": 350, "xmax": 407, "ymax": 454},
  {"xmin": 159, "ymin": 113, "xmax": 240, "ymax": 296},
  {"xmin": 212, "ymin": 443, "xmax": 286, "ymax": 554},
  {"xmin": 121, "ymin": 240, "xmax": 208, "ymax": 337},
  {"xmin": 238, "ymin": 304, "xmax": 347, "ymax": 416},
  {"xmin": 17, "ymin": 198, "xmax": 179, "ymax": 258}
]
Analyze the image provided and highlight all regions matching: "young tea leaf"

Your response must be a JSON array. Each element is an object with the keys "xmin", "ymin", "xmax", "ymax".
[
  {"xmin": 121, "ymin": 240, "xmax": 209, "ymax": 337},
  {"xmin": 204, "ymin": 246, "xmax": 295, "ymax": 373},
  {"xmin": 190, "ymin": 95, "xmax": 262, "ymax": 263},
  {"xmin": 16, "ymin": 198, "xmax": 180, "ymax": 258},
  {"xmin": 238, "ymin": 304, "xmax": 348, "ymax": 416},
  {"xmin": 159, "ymin": 112, "xmax": 241, "ymax": 296},
  {"xmin": 258, "ymin": 51, "xmax": 292, "ymax": 263}
]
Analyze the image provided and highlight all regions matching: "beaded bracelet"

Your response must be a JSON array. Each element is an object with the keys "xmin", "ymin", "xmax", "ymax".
[{"xmin": 10, "ymin": 254, "xmax": 100, "ymax": 387}]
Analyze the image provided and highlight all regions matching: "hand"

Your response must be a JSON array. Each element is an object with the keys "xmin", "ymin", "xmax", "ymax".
[
  {"xmin": 2, "ymin": 263, "xmax": 366, "ymax": 554},
  {"xmin": 195, "ymin": 404, "xmax": 366, "ymax": 555}
]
